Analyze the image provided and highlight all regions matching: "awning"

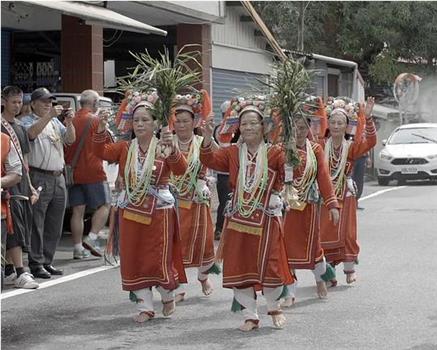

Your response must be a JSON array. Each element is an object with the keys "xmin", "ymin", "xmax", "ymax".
[{"xmin": 22, "ymin": 0, "xmax": 167, "ymax": 36}]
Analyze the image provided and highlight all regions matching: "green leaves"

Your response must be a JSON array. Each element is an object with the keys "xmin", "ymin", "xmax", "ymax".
[
  {"xmin": 265, "ymin": 58, "xmax": 311, "ymax": 166},
  {"xmin": 118, "ymin": 45, "xmax": 202, "ymax": 126}
]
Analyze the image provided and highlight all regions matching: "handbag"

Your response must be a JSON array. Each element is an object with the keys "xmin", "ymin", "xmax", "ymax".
[{"xmin": 65, "ymin": 118, "xmax": 93, "ymax": 187}]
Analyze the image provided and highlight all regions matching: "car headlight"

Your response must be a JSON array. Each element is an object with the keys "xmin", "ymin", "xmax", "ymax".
[
  {"xmin": 427, "ymin": 154, "xmax": 437, "ymax": 160},
  {"xmin": 379, "ymin": 152, "xmax": 393, "ymax": 161}
]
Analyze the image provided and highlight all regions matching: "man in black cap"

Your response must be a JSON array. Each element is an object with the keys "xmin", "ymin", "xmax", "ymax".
[{"xmin": 21, "ymin": 87, "xmax": 76, "ymax": 278}]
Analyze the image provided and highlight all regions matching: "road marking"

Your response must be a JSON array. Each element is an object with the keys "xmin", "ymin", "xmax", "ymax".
[
  {"xmin": 1, "ymin": 265, "xmax": 118, "ymax": 300},
  {"xmin": 359, "ymin": 186, "xmax": 407, "ymax": 202}
]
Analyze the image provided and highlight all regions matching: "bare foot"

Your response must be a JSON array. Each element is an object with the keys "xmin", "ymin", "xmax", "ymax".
[
  {"xmin": 175, "ymin": 293, "xmax": 185, "ymax": 303},
  {"xmin": 281, "ymin": 296, "xmax": 295, "ymax": 308},
  {"xmin": 162, "ymin": 300, "xmax": 175, "ymax": 317},
  {"xmin": 346, "ymin": 272, "xmax": 357, "ymax": 284},
  {"xmin": 270, "ymin": 312, "xmax": 286, "ymax": 329},
  {"xmin": 316, "ymin": 281, "xmax": 328, "ymax": 299},
  {"xmin": 239, "ymin": 320, "xmax": 259, "ymax": 332},
  {"xmin": 199, "ymin": 278, "xmax": 213, "ymax": 296},
  {"xmin": 133, "ymin": 311, "xmax": 153, "ymax": 323}
]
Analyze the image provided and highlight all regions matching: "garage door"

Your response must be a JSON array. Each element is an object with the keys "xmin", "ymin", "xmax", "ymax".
[{"xmin": 212, "ymin": 68, "xmax": 267, "ymax": 121}]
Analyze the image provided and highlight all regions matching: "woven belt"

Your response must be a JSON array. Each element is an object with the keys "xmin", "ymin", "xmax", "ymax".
[{"xmin": 29, "ymin": 167, "xmax": 63, "ymax": 177}]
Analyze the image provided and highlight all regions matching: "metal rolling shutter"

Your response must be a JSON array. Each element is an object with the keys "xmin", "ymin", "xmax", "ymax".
[
  {"xmin": 212, "ymin": 68, "xmax": 267, "ymax": 121},
  {"xmin": 1, "ymin": 31, "xmax": 11, "ymax": 86}
]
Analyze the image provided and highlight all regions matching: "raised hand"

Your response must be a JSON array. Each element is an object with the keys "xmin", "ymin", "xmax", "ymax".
[
  {"xmin": 50, "ymin": 105, "xmax": 63, "ymax": 119},
  {"xmin": 199, "ymin": 116, "xmax": 215, "ymax": 146},
  {"xmin": 364, "ymin": 97, "xmax": 375, "ymax": 119},
  {"xmin": 97, "ymin": 108, "xmax": 110, "ymax": 132}
]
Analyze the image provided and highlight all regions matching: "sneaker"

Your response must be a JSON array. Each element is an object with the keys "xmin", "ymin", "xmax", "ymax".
[
  {"xmin": 73, "ymin": 248, "xmax": 91, "ymax": 260},
  {"xmin": 14, "ymin": 272, "xmax": 39, "ymax": 289},
  {"xmin": 4, "ymin": 272, "xmax": 17, "ymax": 286},
  {"xmin": 83, "ymin": 237, "xmax": 103, "ymax": 257}
]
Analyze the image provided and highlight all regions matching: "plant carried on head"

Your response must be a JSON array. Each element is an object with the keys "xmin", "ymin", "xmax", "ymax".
[
  {"xmin": 264, "ymin": 58, "xmax": 312, "ymax": 167},
  {"xmin": 118, "ymin": 45, "xmax": 202, "ymax": 157}
]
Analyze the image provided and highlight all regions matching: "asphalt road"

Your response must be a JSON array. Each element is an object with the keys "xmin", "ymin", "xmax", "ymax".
[{"xmin": 2, "ymin": 181, "xmax": 437, "ymax": 350}]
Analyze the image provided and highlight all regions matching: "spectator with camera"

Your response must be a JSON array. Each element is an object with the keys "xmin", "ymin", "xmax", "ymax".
[
  {"xmin": 1, "ymin": 86, "xmax": 39, "ymax": 289},
  {"xmin": 21, "ymin": 87, "xmax": 75, "ymax": 279},
  {"xmin": 64, "ymin": 90, "xmax": 112, "ymax": 259}
]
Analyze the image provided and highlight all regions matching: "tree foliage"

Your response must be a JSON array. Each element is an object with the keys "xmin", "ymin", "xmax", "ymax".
[{"xmin": 254, "ymin": 1, "xmax": 437, "ymax": 85}]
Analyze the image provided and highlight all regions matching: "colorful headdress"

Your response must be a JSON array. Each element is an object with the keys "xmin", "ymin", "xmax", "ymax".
[
  {"xmin": 217, "ymin": 96, "xmax": 270, "ymax": 143},
  {"xmin": 173, "ymin": 89, "xmax": 212, "ymax": 128},
  {"xmin": 115, "ymin": 90, "xmax": 159, "ymax": 135},
  {"xmin": 326, "ymin": 97, "xmax": 364, "ymax": 139}
]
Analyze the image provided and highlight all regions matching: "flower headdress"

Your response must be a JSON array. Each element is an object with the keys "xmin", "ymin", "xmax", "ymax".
[
  {"xmin": 326, "ymin": 97, "xmax": 364, "ymax": 139},
  {"xmin": 217, "ymin": 96, "xmax": 270, "ymax": 143},
  {"xmin": 115, "ymin": 90, "xmax": 160, "ymax": 135},
  {"xmin": 173, "ymin": 89, "xmax": 212, "ymax": 128}
]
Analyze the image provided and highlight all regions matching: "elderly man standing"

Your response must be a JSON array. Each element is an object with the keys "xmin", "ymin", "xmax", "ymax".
[
  {"xmin": 64, "ymin": 90, "xmax": 112, "ymax": 259},
  {"xmin": 21, "ymin": 88, "xmax": 75, "ymax": 279}
]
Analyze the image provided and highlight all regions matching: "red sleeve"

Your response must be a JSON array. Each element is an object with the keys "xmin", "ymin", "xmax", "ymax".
[
  {"xmin": 199, "ymin": 142, "xmax": 231, "ymax": 173},
  {"xmin": 349, "ymin": 118, "xmax": 377, "ymax": 160},
  {"xmin": 166, "ymin": 148, "xmax": 187, "ymax": 176},
  {"xmin": 92, "ymin": 131, "xmax": 126, "ymax": 163},
  {"xmin": 314, "ymin": 143, "xmax": 339, "ymax": 209}
]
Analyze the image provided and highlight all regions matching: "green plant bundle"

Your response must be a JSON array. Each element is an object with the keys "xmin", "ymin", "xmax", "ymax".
[
  {"xmin": 118, "ymin": 45, "xmax": 202, "ymax": 127},
  {"xmin": 265, "ymin": 58, "xmax": 311, "ymax": 166}
]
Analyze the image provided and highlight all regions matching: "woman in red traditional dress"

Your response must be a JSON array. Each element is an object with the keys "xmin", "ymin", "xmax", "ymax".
[
  {"xmin": 199, "ymin": 99, "xmax": 294, "ymax": 332},
  {"xmin": 171, "ymin": 92, "xmax": 220, "ymax": 301},
  {"xmin": 282, "ymin": 114, "xmax": 340, "ymax": 305},
  {"xmin": 93, "ymin": 96, "xmax": 187, "ymax": 323},
  {"xmin": 319, "ymin": 97, "xmax": 376, "ymax": 285}
]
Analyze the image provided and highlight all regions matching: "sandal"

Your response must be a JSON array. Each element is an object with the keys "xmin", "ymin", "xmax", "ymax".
[
  {"xmin": 329, "ymin": 278, "xmax": 338, "ymax": 288},
  {"xmin": 175, "ymin": 292, "xmax": 185, "ymax": 303},
  {"xmin": 268, "ymin": 310, "xmax": 286, "ymax": 329},
  {"xmin": 239, "ymin": 319, "xmax": 259, "ymax": 332},
  {"xmin": 133, "ymin": 311, "xmax": 154, "ymax": 323},
  {"xmin": 162, "ymin": 300, "xmax": 175, "ymax": 317},
  {"xmin": 316, "ymin": 281, "xmax": 328, "ymax": 299},
  {"xmin": 199, "ymin": 278, "xmax": 213, "ymax": 296},
  {"xmin": 281, "ymin": 296, "xmax": 295, "ymax": 308},
  {"xmin": 345, "ymin": 271, "xmax": 357, "ymax": 284}
]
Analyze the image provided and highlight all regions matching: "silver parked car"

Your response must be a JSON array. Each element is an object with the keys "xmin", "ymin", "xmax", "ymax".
[{"xmin": 376, "ymin": 123, "xmax": 437, "ymax": 185}]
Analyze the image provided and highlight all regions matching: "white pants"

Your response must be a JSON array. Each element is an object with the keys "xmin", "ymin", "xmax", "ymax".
[
  {"xmin": 312, "ymin": 258, "xmax": 327, "ymax": 282},
  {"xmin": 233, "ymin": 286, "xmax": 283, "ymax": 321},
  {"xmin": 132, "ymin": 286, "xmax": 174, "ymax": 313},
  {"xmin": 174, "ymin": 261, "xmax": 215, "ymax": 296},
  {"xmin": 343, "ymin": 261, "xmax": 355, "ymax": 273}
]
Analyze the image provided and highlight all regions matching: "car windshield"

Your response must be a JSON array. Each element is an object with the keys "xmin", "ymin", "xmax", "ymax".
[{"xmin": 388, "ymin": 127, "xmax": 437, "ymax": 145}]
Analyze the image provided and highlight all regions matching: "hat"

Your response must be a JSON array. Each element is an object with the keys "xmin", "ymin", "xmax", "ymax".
[{"xmin": 31, "ymin": 88, "xmax": 55, "ymax": 102}]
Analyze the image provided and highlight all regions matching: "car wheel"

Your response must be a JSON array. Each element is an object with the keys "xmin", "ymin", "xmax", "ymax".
[
  {"xmin": 377, "ymin": 177, "xmax": 390, "ymax": 186},
  {"xmin": 397, "ymin": 179, "xmax": 406, "ymax": 186}
]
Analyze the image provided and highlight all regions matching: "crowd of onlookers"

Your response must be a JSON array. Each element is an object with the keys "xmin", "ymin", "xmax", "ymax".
[{"xmin": 1, "ymin": 86, "xmax": 113, "ymax": 290}]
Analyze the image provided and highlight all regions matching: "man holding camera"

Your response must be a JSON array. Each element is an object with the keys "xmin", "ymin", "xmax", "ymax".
[
  {"xmin": 64, "ymin": 90, "xmax": 112, "ymax": 260},
  {"xmin": 21, "ymin": 87, "xmax": 75, "ymax": 279}
]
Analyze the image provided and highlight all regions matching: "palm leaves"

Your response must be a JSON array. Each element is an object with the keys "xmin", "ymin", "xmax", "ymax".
[
  {"xmin": 265, "ymin": 58, "xmax": 312, "ymax": 166},
  {"xmin": 118, "ymin": 45, "xmax": 202, "ymax": 127}
]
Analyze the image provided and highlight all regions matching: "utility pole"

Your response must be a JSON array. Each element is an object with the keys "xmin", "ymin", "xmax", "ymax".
[{"xmin": 297, "ymin": 1, "xmax": 310, "ymax": 52}]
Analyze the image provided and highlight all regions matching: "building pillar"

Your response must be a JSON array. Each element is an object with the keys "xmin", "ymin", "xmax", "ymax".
[
  {"xmin": 176, "ymin": 24, "xmax": 211, "ymax": 93},
  {"xmin": 61, "ymin": 15, "xmax": 103, "ymax": 94}
]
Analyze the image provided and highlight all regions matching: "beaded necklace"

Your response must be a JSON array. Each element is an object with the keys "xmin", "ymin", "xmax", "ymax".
[
  {"xmin": 124, "ymin": 137, "xmax": 158, "ymax": 206},
  {"xmin": 324, "ymin": 137, "xmax": 350, "ymax": 197},
  {"xmin": 236, "ymin": 142, "xmax": 269, "ymax": 218},
  {"xmin": 293, "ymin": 139, "xmax": 317, "ymax": 202},
  {"xmin": 171, "ymin": 134, "xmax": 202, "ymax": 197}
]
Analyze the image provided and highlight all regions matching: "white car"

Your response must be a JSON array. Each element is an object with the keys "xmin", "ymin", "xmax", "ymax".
[{"xmin": 376, "ymin": 123, "xmax": 437, "ymax": 185}]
